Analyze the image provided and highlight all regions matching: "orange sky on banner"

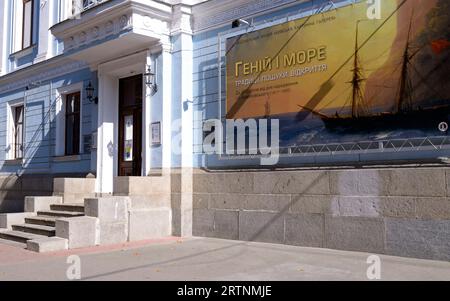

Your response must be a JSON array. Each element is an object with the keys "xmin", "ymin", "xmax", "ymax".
[{"xmin": 225, "ymin": 0, "xmax": 433, "ymax": 119}]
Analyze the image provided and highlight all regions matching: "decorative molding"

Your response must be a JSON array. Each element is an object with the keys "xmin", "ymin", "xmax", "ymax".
[
  {"xmin": 192, "ymin": 0, "xmax": 307, "ymax": 31},
  {"xmin": 51, "ymin": 1, "xmax": 174, "ymax": 55},
  {"xmin": 64, "ymin": 13, "xmax": 133, "ymax": 52},
  {"xmin": 171, "ymin": 4, "xmax": 193, "ymax": 35},
  {"xmin": 0, "ymin": 59, "xmax": 88, "ymax": 94}
]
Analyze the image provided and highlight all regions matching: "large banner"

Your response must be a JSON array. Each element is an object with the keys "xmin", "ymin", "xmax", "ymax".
[{"xmin": 226, "ymin": 0, "xmax": 450, "ymax": 146}]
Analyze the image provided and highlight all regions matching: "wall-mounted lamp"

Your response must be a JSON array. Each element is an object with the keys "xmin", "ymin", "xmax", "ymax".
[
  {"xmin": 144, "ymin": 67, "xmax": 158, "ymax": 95},
  {"xmin": 232, "ymin": 18, "xmax": 251, "ymax": 28},
  {"xmin": 86, "ymin": 81, "xmax": 98, "ymax": 104}
]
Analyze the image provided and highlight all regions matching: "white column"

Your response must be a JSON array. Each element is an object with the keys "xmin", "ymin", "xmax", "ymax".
[
  {"xmin": 46, "ymin": 0, "xmax": 57, "ymax": 59},
  {"xmin": 36, "ymin": 0, "xmax": 49, "ymax": 62},
  {"xmin": 142, "ymin": 50, "xmax": 153, "ymax": 176},
  {"xmin": 0, "ymin": 0, "xmax": 7, "ymax": 75},
  {"xmin": 172, "ymin": 4, "xmax": 194, "ymax": 237},
  {"xmin": 161, "ymin": 44, "xmax": 172, "ymax": 173},
  {"xmin": 96, "ymin": 73, "xmax": 118, "ymax": 194}
]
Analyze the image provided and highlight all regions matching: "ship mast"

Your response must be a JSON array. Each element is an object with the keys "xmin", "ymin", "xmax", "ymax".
[
  {"xmin": 350, "ymin": 21, "xmax": 367, "ymax": 118},
  {"xmin": 396, "ymin": 13, "xmax": 414, "ymax": 113},
  {"xmin": 264, "ymin": 100, "xmax": 271, "ymax": 118}
]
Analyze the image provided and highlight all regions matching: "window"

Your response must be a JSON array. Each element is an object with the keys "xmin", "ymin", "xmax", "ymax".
[
  {"xmin": 13, "ymin": 105, "xmax": 24, "ymax": 159},
  {"xmin": 60, "ymin": 0, "xmax": 108, "ymax": 21},
  {"xmin": 12, "ymin": 0, "xmax": 34, "ymax": 52},
  {"xmin": 64, "ymin": 92, "xmax": 81, "ymax": 155},
  {"xmin": 22, "ymin": 0, "xmax": 33, "ymax": 49},
  {"xmin": 6, "ymin": 101, "xmax": 25, "ymax": 160}
]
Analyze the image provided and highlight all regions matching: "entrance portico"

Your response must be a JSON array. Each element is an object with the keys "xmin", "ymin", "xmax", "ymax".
[
  {"xmin": 49, "ymin": 0, "xmax": 177, "ymax": 194},
  {"xmin": 49, "ymin": 1, "xmax": 194, "ymax": 237},
  {"xmin": 95, "ymin": 46, "xmax": 172, "ymax": 194}
]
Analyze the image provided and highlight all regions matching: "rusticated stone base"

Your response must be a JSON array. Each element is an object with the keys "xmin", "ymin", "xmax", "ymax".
[{"xmin": 191, "ymin": 167, "xmax": 450, "ymax": 261}]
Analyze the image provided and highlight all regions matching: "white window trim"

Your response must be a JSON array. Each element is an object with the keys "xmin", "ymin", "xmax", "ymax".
[
  {"xmin": 12, "ymin": 0, "xmax": 24, "ymax": 54},
  {"xmin": 55, "ymin": 82, "xmax": 84, "ymax": 157},
  {"xmin": 6, "ymin": 98, "xmax": 24, "ymax": 161}
]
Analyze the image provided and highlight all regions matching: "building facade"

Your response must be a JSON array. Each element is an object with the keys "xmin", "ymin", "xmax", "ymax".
[{"xmin": 1, "ymin": 0, "xmax": 450, "ymax": 260}]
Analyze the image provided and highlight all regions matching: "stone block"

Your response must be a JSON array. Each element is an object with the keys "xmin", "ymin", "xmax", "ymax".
[
  {"xmin": 128, "ymin": 209, "xmax": 171, "ymax": 241},
  {"xmin": 27, "ymin": 237, "xmax": 68, "ymax": 253},
  {"xmin": 25, "ymin": 196, "xmax": 62, "ymax": 212},
  {"xmin": 208, "ymin": 194, "xmax": 242, "ymax": 210},
  {"xmin": 213, "ymin": 210, "xmax": 239, "ymax": 240},
  {"xmin": 209, "ymin": 194, "xmax": 291, "ymax": 212},
  {"xmin": 337, "ymin": 197, "xmax": 382, "ymax": 217},
  {"xmin": 415, "ymin": 197, "xmax": 450, "ymax": 219},
  {"xmin": 0, "ymin": 176, "xmax": 21, "ymax": 191},
  {"xmin": 56, "ymin": 193, "xmax": 95, "ymax": 204},
  {"xmin": 253, "ymin": 171, "xmax": 329, "ymax": 195},
  {"xmin": 238, "ymin": 211, "xmax": 284, "ymax": 244},
  {"xmin": 329, "ymin": 169, "xmax": 390, "ymax": 196},
  {"xmin": 55, "ymin": 216, "xmax": 99, "ymax": 249},
  {"xmin": 193, "ymin": 172, "xmax": 254, "ymax": 194},
  {"xmin": 129, "ymin": 194, "xmax": 171, "ymax": 209},
  {"xmin": 53, "ymin": 178, "xmax": 96, "ymax": 195},
  {"xmin": 290, "ymin": 195, "xmax": 338, "ymax": 215},
  {"xmin": 192, "ymin": 208, "xmax": 214, "ymax": 237},
  {"xmin": 380, "ymin": 197, "xmax": 416, "ymax": 218},
  {"xmin": 285, "ymin": 213, "xmax": 324, "ymax": 248},
  {"xmin": 324, "ymin": 216, "xmax": 385, "ymax": 253},
  {"xmin": 84, "ymin": 197, "xmax": 130, "ymax": 222},
  {"xmin": 21, "ymin": 176, "xmax": 53, "ymax": 192},
  {"xmin": 446, "ymin": 169, "xmax": 450, "ymax": 197},
  {"xmin": 192, "ymin": 193, "xmax": 210, "ymax": 209},
  {"xmin": 114, "ymin": 176, "xmax": 171, "ymax": 196},
  {"xmin": 385, "ymin": 218, "xmax": 450, "ymax": 261},
  {"xmin": 0, "ymin": 212, "xmax": 35, "ymax": 229},
  {"xmin": 172, "ymin": 208, "xmax": 182, "ymax": 237},
  {"xmin": 99, "ymin": 221, "xmax": 128, "ymax": 245},
  {"xmin": 388, "ymin": 169, "xmax": 446, "ymax": 197},
  {"xmin": 0, "ymin": 199, "xmax": 24, "ymax": 213}
]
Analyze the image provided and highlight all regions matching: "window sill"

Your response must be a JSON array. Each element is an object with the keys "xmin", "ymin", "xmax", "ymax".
[
  {"xmin": 9, "ymin": 44, "xmax": 36, "ymax": 60},
  {"xmin": 3, "ymin": 159, "xmax": 23, "ymax": 165},
  {"xmin": 53, "ymin": 155, "xmax": 81, "ymax": 162}
]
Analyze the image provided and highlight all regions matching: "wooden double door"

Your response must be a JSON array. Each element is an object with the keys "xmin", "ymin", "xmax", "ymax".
[{"xmin": 118, "ymin": 74, "xmax": 143, "ymax": 176}]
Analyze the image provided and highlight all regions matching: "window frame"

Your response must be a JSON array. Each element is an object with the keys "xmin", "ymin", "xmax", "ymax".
[
  {"xmin": 13, "ymin": 105, "xmax": 25, "ymax": 159},
  {"xmin": 21, "ymin": 0, "xmax": 34, "ymax": 50},
  {"xmin": 64, "ymin": 91, "xmax": 81, "ymax": 156},
  {"xmin": 6, "ymin": 99, "xmax": 25, "ymax": 161},
  {"xmin": 55, "ymin": 83, "xmax": 84, "ymax": 158}
]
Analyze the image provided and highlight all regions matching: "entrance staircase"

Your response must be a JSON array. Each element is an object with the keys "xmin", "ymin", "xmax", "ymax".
[{"xmin": 0, "ymin": 203, "xmax": 85, "ymax": 248}]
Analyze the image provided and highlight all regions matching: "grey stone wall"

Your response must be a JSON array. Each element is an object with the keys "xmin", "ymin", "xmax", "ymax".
[
  {"xmin": 0, "ymin": 175, "xmax": 53, "ymax": 212},
  {"xmin": 191, "ymin": 168, "xmax": 450, "ymax": 261}
]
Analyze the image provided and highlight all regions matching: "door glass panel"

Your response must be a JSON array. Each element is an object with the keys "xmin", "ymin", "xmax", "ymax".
[{"xmin": 123, "ymin": 114, "xmax": 133, "ymax": 161}]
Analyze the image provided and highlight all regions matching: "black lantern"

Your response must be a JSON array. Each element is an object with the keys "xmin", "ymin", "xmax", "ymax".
[
  {"xmin": 144, "ymin": 67, "xmax": 158, "ymax": 94},
  {"xmin": 86, "ymin": 81, "xmax": 98, "ymax": 104}
]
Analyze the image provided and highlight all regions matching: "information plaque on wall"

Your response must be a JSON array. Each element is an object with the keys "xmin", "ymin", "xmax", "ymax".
[{"xmin": 151, "ymin": 122, "xmax": 161, "ymax": 146}]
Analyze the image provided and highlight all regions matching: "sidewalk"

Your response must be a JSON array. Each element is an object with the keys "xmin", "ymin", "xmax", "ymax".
[{"xmin": 0, "ymin": 237, "xmax": 449, "ymax": 281}]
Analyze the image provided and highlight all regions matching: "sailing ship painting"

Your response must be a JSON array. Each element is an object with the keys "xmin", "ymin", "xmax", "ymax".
[
  {"xmin": 226, "ymin": 0, "xmax": 450, "ymax": 146},
  {"xmin": 298, "ymin": 7, "xmax": 450, "ymax": 132}
]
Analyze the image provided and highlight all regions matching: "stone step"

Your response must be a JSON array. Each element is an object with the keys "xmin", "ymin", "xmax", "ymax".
[
  {"xmin": 0, "ymin": 230, "xmax": 46, "ymax": 244},
  {"xmin": 12, "ymin": 223, "xmax": 55, "ymax": 237},
  {"xmin": 50, "ymin": 203, "xmax": 85, "ymax": 213},
  {"xmin": 0, "ymin": 237, "xmax": 27, "ymax": 249},
  {"xmin": 37, "ymin": 210, "xmax": 84, "ymax": 218},
  {"xmin": 25, "ymin": 215, "xmax": 57, "ymax": 227}
]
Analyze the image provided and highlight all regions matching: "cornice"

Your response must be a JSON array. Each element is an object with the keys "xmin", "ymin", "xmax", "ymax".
[
  {"xmin": 52, "ymin": 0, "xmax": 172, "ymax": 39},
  {"xmin": 192, "ymin": 0, "xmax": 308, "ymax": 32},
  {"xmin": 0, "ymin": 57, "xmax": 88, "ymax": 94}
]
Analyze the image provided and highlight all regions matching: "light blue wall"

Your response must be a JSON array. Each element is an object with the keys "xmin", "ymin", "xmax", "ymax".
[{"xmin": 0, "ymin": 68, "xmax": 97, "ymax": 175}]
